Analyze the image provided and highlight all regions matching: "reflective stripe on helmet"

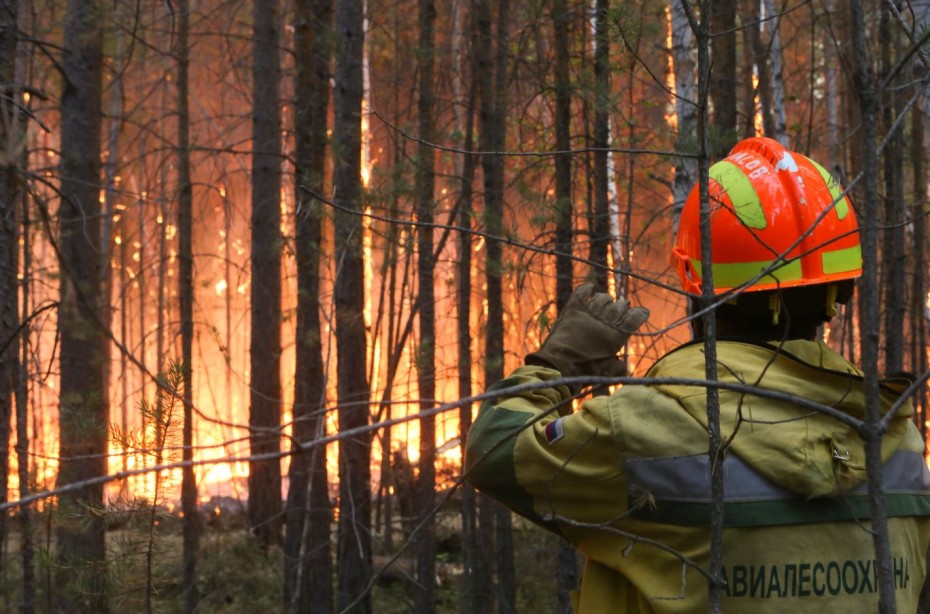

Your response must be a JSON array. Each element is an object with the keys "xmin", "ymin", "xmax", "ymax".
[
  {"xmin": 709, "ymin": 161, "xmax": 767, "ymax": 229},
  {"xmin": 809, "ymin": 159, "xmax": 850, "ymax": 220},
  {"xmin": 690, "ymin": 257, "xmax": 803, "ymax": 289},
  {"xmin": 821, "ymin": 245, "xmax": 863, "ymax": 275}
]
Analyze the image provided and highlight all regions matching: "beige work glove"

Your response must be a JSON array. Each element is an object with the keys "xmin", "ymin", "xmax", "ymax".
[{"xmin": 526, "ymin": 284, "xmax": 650, "ymax": 381}]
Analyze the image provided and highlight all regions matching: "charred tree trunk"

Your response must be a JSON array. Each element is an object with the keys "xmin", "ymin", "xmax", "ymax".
[
  {"xmin": 248, "ymin": 0, "xmax": 284, "ymax": 548},
  {"xmin": 285, "ymin": 0, "xmax": 333, "ymax": 610},
  {"xmin": 414, "ymin": 0, "xmax": 438, "ymax": 611},
  {"xmin": 56, "ymin": 0, "xmax": 107, "ymax": 609},
  {"xmin": 710, "ymin": 0, "xmax": 737, "ymax": 158},
  {"xmin": 176, "ymin": 1, "xmax": 200, "ymax": 610},
  {"xmin": 333, "ymin": 0, "xmax": 372, "ymax": 610}
]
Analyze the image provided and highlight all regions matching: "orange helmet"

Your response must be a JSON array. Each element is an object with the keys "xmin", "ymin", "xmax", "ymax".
[{"xmin": 672, "ymin": 137, "xmax": 862, "ymax": 296}]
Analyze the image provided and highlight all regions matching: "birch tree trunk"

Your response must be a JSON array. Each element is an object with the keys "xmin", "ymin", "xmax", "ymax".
[
  {"xmin": 761, "ymin": 0, "xmax": 788, "ymax": 145},
  {"xmin": 333, "ymin": 0, "xmax": 372, "ymax": 609},
  {"xmin": 670, "ymin": 0, "xmax": 697, "ymax": 230},
  {"xmin": 285, "ymin": 0, "xmax": 333, "ymax": 609},
  {"xmin": 590, "ymin": 0, "xmax": 610, "ymax": 292},
  {"xmin": 56, "ymin": 0, "xmax": 107, "ymax": 608}
]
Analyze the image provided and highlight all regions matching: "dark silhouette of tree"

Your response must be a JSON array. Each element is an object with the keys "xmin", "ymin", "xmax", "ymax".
[
  {"xmin": 551, "ymin": 0, "xmax": 580, "ymax": 610},
  {"xmin": 414, "ymin": 0, "xmax": 438, "ymax": 611},
  {"xmin": 284, "ymin": 0, "xmax": 334, "ymax": 610},
  {"xmin": 333, "ymin": 0, "xmax": 372, "ymax": 610},
  {"xmin": 710, "ymin": 0, "xmax": 736, "ymax": 158},
  {"xmin": 248, "ymin": 0, "xmax": 284, "ymax": 548},
  {"xmin": 589, "ymin": 0, "xmax": 610, "ymax": 292},
  {"xmin": 55, "ymin": 0, "xmax": 107, "ymax": 609},
  {"xmin": 0, "ymin": 0, "xmax": 24, "ymax": 604},
  {"xmin": 175, "ymin": 0, "xmax": 200, "ymax": 609},
  {"xmin": 880, "ymin": 1, "xmax": 905, "ymax": 374},
  {"xmin": 456, "ymin": 4, "xmax": 481, "ymax": 610},
  {"xmin": 477, "ymin": 0, "xmax": 516, "ymax": 610}
]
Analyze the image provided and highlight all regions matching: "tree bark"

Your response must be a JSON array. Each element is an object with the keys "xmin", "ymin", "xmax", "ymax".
[
  {"xmin": 284, "ymin": 0, "xmax": 334, "ymax": 610},
  {"xmin": 0, "ymin": 0, "xmax": 20, "ymax": 585},
  {"xmin": 589, "ymin": 0, "xmax": 610, "ymax": 291},
  {"xmin": 333, "ymin": 0, "xmax": 372, "ymax": 610},
  {"xmin": 414, "ymin": 0, "xmax": 438, "ymax": 611},
  {"xmin": 710, "ymin": 0, "xmax": 737, "ymax": 158},
  {"xmin": 248, "ymin": 0, "xmax": 284, "ymax": 548},
  {"xmin": 850, "ymin": 1, "xmax": 897, "ymax": 611},
  {"xmin": 552, "ymin": 1, "xmax": 580, "ymax": 607},
  {"xmin": 477, "ymin": 0, "xmax": 515, "ymax": 610},
  {"xmin": 175, "ymin": 1, "xmax": 200, "ymax": 610},
  {"xmin": 879, "ymin": 1, "xmax": 905, "ymax": 375},
  {"xmin": 670, "ymin": 0, "xmax": 697, "ymax": 230},
  {"xmin": 56, "ymin": 0, "xmax": 107, "ymax": 609},
  {"xmin": 456, "ymin": 5, "xmax": 481, "ymax": 610}
]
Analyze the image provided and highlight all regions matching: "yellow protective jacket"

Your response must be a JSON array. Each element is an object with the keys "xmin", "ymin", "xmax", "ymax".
[{"xmin": 465, "ymin": 339, "xmax": 930, "ymax": 612}]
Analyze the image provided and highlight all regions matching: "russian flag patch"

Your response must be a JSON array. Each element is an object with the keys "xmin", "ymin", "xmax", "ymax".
[{"xmin": 544, "ymin": 417, "xmax": 565, "ymax": 445}]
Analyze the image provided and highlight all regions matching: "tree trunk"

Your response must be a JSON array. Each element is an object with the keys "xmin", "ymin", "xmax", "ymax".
[
  {"xmin": 670, "ymin": 0, "xmax": 697, "ymax": 231},
  {"xmin": 0, "ymin": 0, "xmax": 20, "ymax": 585},
  {"xmin": 761, "ymin": 0, "xmax": 787, "ymax": 145},
  {"xmin": 248, "ymin": 0, "xmax": 284, "ymax": 548},
  {"xmin": 333, "ymin": 0, "xmax": 372, "ymax": 610},
  {"xmin": 553, "ymin": 0, "xmax": 573, "ymax": 301},
  {"xmin": 589, "ymin": 0, "xmax": 610, "ymax": 291},
  {"xmin": 284, "ymin": 0, "xmax": 333, "ymax": 610},
  {"xmin": 56, "ymin": 0, "xmax": 107, "ymax": 609},
  {"xmin": 684, "ymin": 3, "xmax": 725, "ymax": 610},
  {"xmin": 175, "ymin": 1, "xmax": 200, "ymax": 610},
  {"xmin": 880, "ymin": 2, "xmax": 905, "ymax": 375},
  {"xmin": 478, "ymin": 0, "xmax": 515, "ymax": 609},
  {"xmin": 456, "ymin": 5, "xmax": 481, "ymax": 610},
  {"xmin": 551, "ymin": 1, "xmax": 581, "ymax": 607},
  {"xmin": 710, "ymin": 0, "xmax": 737, "ymax": 158},
  {"xmin": 414, "ymin": 0, "xmax": 438, "ymax": 611},
  {"xmin": 849, "ymin": 1, "xmax": 897, "ymax": 610}
]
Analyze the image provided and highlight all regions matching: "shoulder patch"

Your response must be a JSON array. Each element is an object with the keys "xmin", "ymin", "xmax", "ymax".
[{"xmin": 544, "ymin": 417, "xmax": 565, "ymax": 445}]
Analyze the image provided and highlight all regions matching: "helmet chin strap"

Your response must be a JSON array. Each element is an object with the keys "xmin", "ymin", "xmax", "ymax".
[
  {"xmin": 825, "ymin": 283, "xmax": 839, "ymax": 318},
  {"xmin": 769, "ymin": 294, "xmax": 781, "ymax": 326}
]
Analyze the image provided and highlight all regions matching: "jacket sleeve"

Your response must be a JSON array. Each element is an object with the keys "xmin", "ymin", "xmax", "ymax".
[{"xmin": 464, "ymin": 365, "xmax": 629, "ymax": 536}]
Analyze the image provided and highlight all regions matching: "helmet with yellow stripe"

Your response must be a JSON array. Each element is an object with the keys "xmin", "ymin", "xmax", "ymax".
[{"xmin": 672, "ymin": 137, "xmax": 862, "ymax": 297}]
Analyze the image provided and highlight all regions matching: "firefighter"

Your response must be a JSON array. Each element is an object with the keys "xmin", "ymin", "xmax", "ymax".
[{"xmin": 464, "ymin": 137, "xmax": 930, "ymax": 612}]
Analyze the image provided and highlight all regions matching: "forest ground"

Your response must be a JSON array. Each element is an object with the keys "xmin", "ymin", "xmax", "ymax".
[{"xmin": 0, "ymin": 505, "xmax": 563, "ymax": 612}]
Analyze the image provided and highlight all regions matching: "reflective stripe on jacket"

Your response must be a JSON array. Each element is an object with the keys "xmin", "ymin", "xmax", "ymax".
[{"xmin": 464, "ymin": 339, "xmax": 930, "ymax": 612}]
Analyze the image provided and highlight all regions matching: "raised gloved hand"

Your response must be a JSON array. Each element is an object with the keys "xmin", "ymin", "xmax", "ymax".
[{"xmin": 526, "ymin": 284, "xmax": 650, "ymax": 380}]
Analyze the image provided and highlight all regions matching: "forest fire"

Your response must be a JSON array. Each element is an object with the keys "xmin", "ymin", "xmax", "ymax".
[{"xmin": 3, "ymin": 0, "xmax": 930, "ymax": 612}]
